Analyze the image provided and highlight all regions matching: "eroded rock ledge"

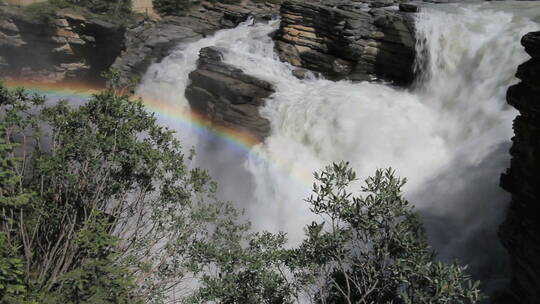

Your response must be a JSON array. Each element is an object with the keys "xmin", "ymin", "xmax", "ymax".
[
  {"xmin": 185, "ymin": 47, "xmax": 274, "ymax": 141},
  {"xmin": 500, "ymin": 31, "xmax": 540, "ymax": 304},
  {"xmin": 112, "ymin": 1, "xmax": 279, "ymax": 86},
  {"xmin": 0, "ymin": 6, "xmax": 124, "ymax": 84},
  {"xmin": 274, "ymin": 0, "xmax": 417, "ymax": 85}
]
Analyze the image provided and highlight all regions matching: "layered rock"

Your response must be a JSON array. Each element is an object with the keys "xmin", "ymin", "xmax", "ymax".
[
  {"xmin": 274, "ymin": 0, "xmax": 417, "ymax": 85},
  {"xmin": 185, "ymin": 47, "xmax": 274, "ymax": 141},
  {"xmin": 500, "ymin": 31, "xmax": 540, "ymax": 304},
  {"xmin": 0, "ymin": 6, "xmax": 124, "ymax": 84},
  {"xmin": 112, "ymin": 1, "xmax": 279, "ymax": 86}
]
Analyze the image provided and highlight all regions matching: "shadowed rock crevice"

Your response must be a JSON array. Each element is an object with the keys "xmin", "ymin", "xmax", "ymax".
[{"xmin": 185, "ymin": 47, "xmax": 274, "ymax": 142}]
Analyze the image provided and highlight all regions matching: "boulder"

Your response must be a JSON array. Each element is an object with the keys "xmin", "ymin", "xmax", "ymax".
[
  {"xmin": 522, "ymin": 31, "xmax": 540, "ymax": 58},
  {"xmin": 185, "ymin": 47, "xmax": 274, "ymax": 141},
  {"xmin": 500, "ymin": 31, "xmax": 540, "ymax": 304},
  {"xmin": 274, "ymin": 0, "xmax": 417, "ymax": 85},
  {"xmin": 399, "ymin": 3, "xmax": 419, "ymax": 12}
]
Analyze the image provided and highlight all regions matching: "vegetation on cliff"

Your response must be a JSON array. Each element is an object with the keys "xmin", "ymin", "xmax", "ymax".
[
  {"xmin": 152, "ymin": 0, "xmax": 192, "ymax": 16},
  {"xmin": 24, "ymin": 0, "xmax": 134, "ymax": 25},
  {"xmin": 151, "ymin": 0, "xmax": 280, "ymax": 16},
  {"xmin": 0, "ymin": 84, "xmax": 482, "ymax": 303}
]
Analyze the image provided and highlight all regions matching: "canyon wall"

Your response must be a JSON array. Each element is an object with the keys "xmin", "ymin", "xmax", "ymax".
[
  {"xmin": 500, "ymin": 31, "xmax": 540, "ymax": 304},
  {"xmin": 112, "ymin": 1, "xmax": 279, "ymax": 86},
  {"xmin": 0, "ymin": 6, "xmax": 124, "ymax": 84},
  {"xmin": 273, "ymin": 0, "xmax": 417, "ymax": 85}
]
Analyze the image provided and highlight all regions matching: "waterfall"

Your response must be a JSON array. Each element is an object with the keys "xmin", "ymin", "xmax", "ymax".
[{"xmin": 136, "ymin": 2, "xmax": 539, "ymax": 289}]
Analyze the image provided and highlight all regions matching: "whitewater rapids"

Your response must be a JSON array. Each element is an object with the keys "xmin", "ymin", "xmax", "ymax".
[{"xmin": 137, "ymin": 1, "xmax": 540, "ymax": 289}]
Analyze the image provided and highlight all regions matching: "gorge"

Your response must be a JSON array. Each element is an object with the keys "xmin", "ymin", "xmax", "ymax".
[{"xmin": 1, "ymin": 0, "xmax": 540, "ymax": 302}]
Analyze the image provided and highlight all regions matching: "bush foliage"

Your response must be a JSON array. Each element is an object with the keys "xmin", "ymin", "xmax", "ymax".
[
  {"xmin": 64, "ymin": 0, "xmax": 133, "ymax": 16},
  {"xmin": 152, "ymin": 0, "xmax": 252, "ymax": 16},
  {"xmin": 0, "ymin": 83, "xmax": 482, "ymax": 303},
  {"xmin": 152, "ymin": 0, "xmax": 192, "ymax": 16},
  {"xmin": 24, "ymin": 0, "xmax": 133, "ymax": 25}
]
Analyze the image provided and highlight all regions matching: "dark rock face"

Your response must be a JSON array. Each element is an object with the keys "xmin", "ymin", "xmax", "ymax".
[
  {"xmin": 112, "ymin": 1, "xmax": 279, "ymax": 86},
  {"xmin": 0, "ymin": 7, "xmax": 124, "ymax": 84},
  {"xmin": 274, "ymin": 0, "xmax": 417, "ymax": 85},
  {"xmin": 185, "ymin": 47, "xmax": 274, "ymax": 141},
  {"xmin": 500, "ymin": 31, "xmax": 540, "ymax": 304},
  {"xmin": 399, "ymin": 3, "xmax": 419, "ymax": 13}
]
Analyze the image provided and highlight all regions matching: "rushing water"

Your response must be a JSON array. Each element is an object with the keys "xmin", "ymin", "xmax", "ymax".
[{"xmin": 137, "ymin": 1, "xmax": 539, "ymax": 291}]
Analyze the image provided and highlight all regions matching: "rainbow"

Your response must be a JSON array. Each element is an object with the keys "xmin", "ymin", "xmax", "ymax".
[
  {"xmin": 2, "ymin": 79, "xmax": 313, "ymax": 190},
  {"xmin": 2, "ymin": 79, "xmax": 260, "ymax": 147},
  {"xmin": 3, "ymin": 79, "xmax": 100, "ymax": 100}
]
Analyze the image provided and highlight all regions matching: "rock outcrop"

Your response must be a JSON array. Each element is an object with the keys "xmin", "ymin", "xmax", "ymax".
[
  {"xmin": 274, "ymin": 0, "xmax": 417, "ymax": 85},
  {"xmin": 112, "ymin": 1, "xmax": 279, "ymax": 86},
  {"xmin": 0, "ymin": 6, "xmax": 124, "ymax": 84},
  {"xmin": 185, "ymin": 47, "xmax": 274, "ymax": 141},
  {"xmin": 500, "ymin": 31, "xmax": 540, "ymax": 304}
]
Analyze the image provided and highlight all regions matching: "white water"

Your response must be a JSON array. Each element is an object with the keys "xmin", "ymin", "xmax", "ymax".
[{"xmin": 137, "ymin": 2, "xmax": 539, "ymax": 289}]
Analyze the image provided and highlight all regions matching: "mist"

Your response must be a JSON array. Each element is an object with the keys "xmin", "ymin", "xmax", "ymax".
[{"xmin": 135, "ymin": 2, "xmax": 539, "ymax": 290}]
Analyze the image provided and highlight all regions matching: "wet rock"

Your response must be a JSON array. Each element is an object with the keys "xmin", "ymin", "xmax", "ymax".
[
  {"xmin": 111, "ymin": 16, "xmax": 215, "ymax": 86},
  {"xmin": 112, "ymin": 1, "xmax": 279, "ymax": 86},
  {"xmin": 399, "ymin": 3, "xmax": 419, "ymax": 12},
  {"xmin": 274, "ymin": 0, "xmax": 416, "ymax": 85},
  {"xmin": 522, "ymin": 31, "xmax": 540, "ymax": 58},
  {"xmin": 370, "ymin": 0, "xmax": 394, "ymax": 8},
  {"xmin": 185, "ymin": 47, "xmax": 274, "ymax": 141},
  {"xmin": 500, "ymin": 31, "xmax": 540, "ymax": 304},
  {"xmin": 291, "ymin": 67, "xmax": 321, "ymax": 79}
]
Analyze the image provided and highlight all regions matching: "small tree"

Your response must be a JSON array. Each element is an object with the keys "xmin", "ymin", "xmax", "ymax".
[
  {"xmin": 291, "ymin": 162, "xmax": 483, "ymax": 304},
  {"xmin": 188, "ymin": 162, "xmax": 483, "ymax": 304},
  {"xmin": 0, "ymin": 233, "xmax": 27, "ymax": 304},
  {"xmin": 0, "ymin": 96, "xmax": 39, "ymax": 303},
  {"xmin": 51, "ymin": 211, "xmax": 135, "ymax": 304},
  {"xmin": 0, "ymin": 84, "xmax": 242, "ymax": 303},
  {"xmin": 188, "ymin": 231, "xmax": 295, "ymax": 304}
]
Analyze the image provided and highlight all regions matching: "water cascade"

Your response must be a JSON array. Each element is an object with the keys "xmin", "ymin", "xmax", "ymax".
[{"xmin": 136, "ymin": 1, "xmax": 539, "ymax": 289}]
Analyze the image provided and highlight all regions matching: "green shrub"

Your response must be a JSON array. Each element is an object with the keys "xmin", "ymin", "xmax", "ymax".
[
  {"xmin": 0, "ymin": 84, "xmax": 242, "ymax": 302},
  {"xmin": 152, "ymin": 0, "xmax": 192, "ymax": 16},
  {"xmin": 0, "ymin": 83, "xmax": 483, "ymax": 303},
  {"xmin": 0, "ymin": 233, "xmax": 27, "ymax": 304},
  {"xmin": 292, "ymin": 163, "xmax": 483, "ymax": 303},
  {"xmin": 63, "ymin": 0, "xmax": 133, "ymax": 18},
  {"xmin": 190, "ymin": 162, "xmax": 483, "ymax": 304},
  {"xmin": 24, "ymin": 0, "xmax": 133, "ymax": 26},
  {"xmin": 23, "ymin": 1, "xmax": 60, "ymax": 26},
  {"xmin": 52, "ymin": 211, "xmax": 136, "ymax": 304}
]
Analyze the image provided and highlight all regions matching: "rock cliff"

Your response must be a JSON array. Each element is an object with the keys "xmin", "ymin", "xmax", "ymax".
[
  {"xmin": 0, "ymin": 1, "xmax": 279, "ymax": 85},
  {"xmin": 185, "ymin": 47, "xmax": 274, "ymax": 141},
  {"xmin": 274, "ymin": 0, "xmax": 417, "ymax": 85},
  {"xmin": 0, "ymin": 6, "xmax": 124, "ymax": 84},
  {"xmin": 500, "ymin": 31, "xmax": 540, "ymax": 304},
  {"xmin": 112, "ymin": 1, "xmax": 279, "ymax": 86}
]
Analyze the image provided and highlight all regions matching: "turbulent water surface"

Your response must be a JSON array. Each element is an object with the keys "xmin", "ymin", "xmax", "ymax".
[{"xmin": 137, "ymin": 1, "xmax": 539, "ymax": 290}]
